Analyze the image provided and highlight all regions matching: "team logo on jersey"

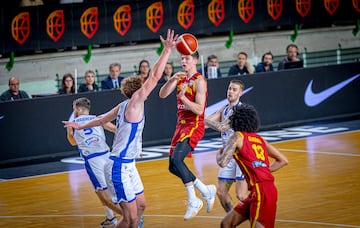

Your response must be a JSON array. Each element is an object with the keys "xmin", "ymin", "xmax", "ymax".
[
  {"xmin": 238, "ymin": 0, "xmax": 254, "ymax": 23},
  {"xmin": 12, "ymin": 12, "xmax": 30, "ymax": 45},
  {"xmin": 46, "ymin": 10, "xmax": 65, "ymax": 42},
  {"xmin": 114, "ymin": 5, "xmax": 132, "ymax": 36},
  {"xmin": 80, "ymin": 7, "xmax": 99, "ymax": 39},
  {"xmin": 208, "ymin": 0, "xmax": 225, "ymax": 26},
  {"xmin": 146, "ymin": 2, "xmax": 163, "ymax": 33},
  {"xmin": 252, "ymin": 160, "xmax": 267, "ymax": 168},
  {"xmin": 85, "ymin": 136, "xmax": 100, "ymax": 146}
]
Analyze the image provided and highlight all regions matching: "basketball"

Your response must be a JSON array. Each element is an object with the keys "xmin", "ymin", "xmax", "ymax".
[{"xmin": 176, "ymin": 33, "xmax": 198, "ymax": 55}]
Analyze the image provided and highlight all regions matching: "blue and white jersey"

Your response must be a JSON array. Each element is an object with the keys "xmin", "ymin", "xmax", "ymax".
[
  {"xmin": 73, "ymin": 114, "xmax": 110, "ymax": 157},
  {"xmin": 111, "ymin": 100, "xmax": 145, "ymax": 159},
  {"xmin": 221, "ymin": 101, "xmax": 241, "ymax": 147}
]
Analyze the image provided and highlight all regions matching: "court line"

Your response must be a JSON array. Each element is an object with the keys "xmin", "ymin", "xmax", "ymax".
[
  {"xmin": 0, "ymin": 214, "xmax": 358, "ymax": 227},
  {"xmin": 269, "ymin": 129, "xmax": 360, "ymax": 145},
  {"xmin": 277, "ymin": 148, "xmax": 360, "ymax": 157}
]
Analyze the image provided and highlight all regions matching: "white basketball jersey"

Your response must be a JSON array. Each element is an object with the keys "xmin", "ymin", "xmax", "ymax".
[
  {"xmin": 111, "ymin": 100, "xmax": 145, "ymax": 159},
  {"xmin": 221, "ymin": 101, "xmax": 241, "ymax": 147},
  {"xmin": 73, "ymin": 114, "xmax": 110, "ymax": 156}
]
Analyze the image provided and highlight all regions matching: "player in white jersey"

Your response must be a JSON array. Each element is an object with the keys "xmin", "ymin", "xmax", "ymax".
[
  {"xmin": 66, "ymin": 97, "xmax": 122, "ymax": 228},
  {"xmin": 205, "ymin": 79, "xmax": 249, "ymax": 212},
  {"xmin": 63, "ymin": 29, "xmax": 178, "ymax": 228}
]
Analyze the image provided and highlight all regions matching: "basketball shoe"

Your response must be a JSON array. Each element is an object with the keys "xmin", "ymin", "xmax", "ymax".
[{"xmin": 184, "ymin": 197, "xmax": 203, "ymax": 220}]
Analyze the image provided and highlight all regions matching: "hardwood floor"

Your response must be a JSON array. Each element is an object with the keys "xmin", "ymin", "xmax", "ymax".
[{"xmin": 0, "ymin": 131, "xmax": 359, "ymax": 227}]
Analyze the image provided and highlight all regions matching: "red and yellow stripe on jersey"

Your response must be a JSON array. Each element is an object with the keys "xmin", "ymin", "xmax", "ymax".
[{"xmin": 169, "ymin": 72, "xmax": 207, "ymax": 157}]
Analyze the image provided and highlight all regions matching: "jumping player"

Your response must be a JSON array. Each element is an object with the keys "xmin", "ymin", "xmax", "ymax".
[{"xmin": 159, "ymin": 50, "xmax": 217, "ymax": 220}]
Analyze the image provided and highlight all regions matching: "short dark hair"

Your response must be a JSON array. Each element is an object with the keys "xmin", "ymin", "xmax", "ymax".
[
  {"xmin": 207, "ymin": 54, "xmax": 218, "ymax": 62},
  {"xmin": 191, "ymin": 51, "xmax": 199, "ymax": 59},
  {"xmin": 237, "ymin": 51, "xmax": 248, "ymax": 58},
  {"xmin": 286, "ymin": 44, "xmax": 298, "ymax": 52},
  {"xmin": 261, "ymin": 52, "xmax": 273, "ymax": 62}
]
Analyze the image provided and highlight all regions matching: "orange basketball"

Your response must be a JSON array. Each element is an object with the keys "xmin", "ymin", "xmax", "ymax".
[{"xmin": 176, "ymin": 33, "xmax": 198, "ymax": 55}]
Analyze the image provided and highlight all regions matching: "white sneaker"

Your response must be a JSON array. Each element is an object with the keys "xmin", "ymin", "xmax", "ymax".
[
  {"xmin": 203, "ymin": 184, "xmax": 216, "ymax": 213},
  {"xmin": 184, "ymin": 197, "xmax": 203, "ymax": 220}
]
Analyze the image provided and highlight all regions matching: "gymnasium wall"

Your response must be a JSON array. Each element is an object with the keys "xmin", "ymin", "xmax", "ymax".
[{"xmin": 0, "ymin": 62, "xmax": 359, "ymax": 167}]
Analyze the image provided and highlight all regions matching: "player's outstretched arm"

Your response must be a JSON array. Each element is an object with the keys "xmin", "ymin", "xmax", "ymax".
[
  {"xmin": 63, "ymin": 105, "xmax": 119, "ymax": 130},
  {"xmin": 135, "ymin": 29, "xmax": 178, "ymax": 102}
]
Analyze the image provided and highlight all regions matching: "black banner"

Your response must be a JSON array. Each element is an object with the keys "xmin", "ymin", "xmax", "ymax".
[{"xmin": 1, "ymin": 0, "xmax": 359, "ymax": 56}]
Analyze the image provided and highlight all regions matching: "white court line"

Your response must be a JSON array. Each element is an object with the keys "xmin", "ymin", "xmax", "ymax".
[
  {"xmin": 277, "ymin": 148, "xmax": 360, "ymax": 157},
  {"xmin": 0, "ymin": 214, "xmax": 358, "ymax": 227}
]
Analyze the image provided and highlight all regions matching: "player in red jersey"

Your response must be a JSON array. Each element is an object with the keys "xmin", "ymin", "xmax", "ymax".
[
  {"xmin": 159, "ymin": 51, "xmax": 216, "ymax": 220},
  {"xmin": 216, "ymin": 103, "xmax": 288, "ymax": 228}
]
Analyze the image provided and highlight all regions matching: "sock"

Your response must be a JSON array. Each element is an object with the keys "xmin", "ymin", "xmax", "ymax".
[
  {"xmin": 193, "ymin": 178, "xmax": 209, "ymax": 196},
  {"xmin": 186, "ymin": 184, "xmax": 197, "ymax": 202},
  {"xmin": 105, "ymin": 206, "xmax": 114, "ymax": 219}
]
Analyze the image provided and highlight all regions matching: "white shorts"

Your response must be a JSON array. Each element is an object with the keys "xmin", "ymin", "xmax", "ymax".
[
  {"xmin": 105, "ymin": 156, "xmax": 144, "ymax": 204},
  {"xmin": 83, "ymin": 151, "xmax": 110, "ymax": 192},
  {"xmin": 218, "ymin": 158, "xmax": 244, "ymax": 181}
]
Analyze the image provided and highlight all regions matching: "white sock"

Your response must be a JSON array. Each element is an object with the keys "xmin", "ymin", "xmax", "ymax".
[
  {"xmin": 193, "ymin": 178, "xmax": 208, "ymax": 196},
  {"xmin": 105, "ymin": 206, "xmax": 114, "ymax": 219},
  {"xmin": 186, "ymin": 184, "xmax": 197, "ymax": 202}
]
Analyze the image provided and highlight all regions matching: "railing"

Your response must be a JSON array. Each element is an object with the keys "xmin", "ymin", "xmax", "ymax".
[{"xmin": 55, "ymin": 46, "xmax": 360, "ymax": 90}]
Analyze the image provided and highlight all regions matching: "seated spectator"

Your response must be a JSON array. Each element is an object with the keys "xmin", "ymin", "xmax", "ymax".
[
  {"xmin": 58, "ymin": 73, "xmax": 75, "ymax": 94},
  {"xmin": 78, "ymin": 70, "xmax": 99, "ymax": 93},
  {"xmin": 101, "ymin": 63, "xmax": 124, "ymax": 90},
  {"xmin": 0, "ymin": 76, "xmax": 30, "ymax": 101},
  {"xmin": 158, "ymin": 62, "xmax": 174, "ymax": 85},
  {"xmin": 137, "ymin": 59, "xmax": 151, "ymax": 83},
  {"xmin": 255, "ymin": 52, "xmax": 274, "ymax": 73},
  {"xmin": 277, "ymin": 44, "xmax": 303, "ymax": 70},
  {"xmin": 198, "ymin": 54, "xmax": 222, "ymax": 79},
  {"xmin": 228, "ymin": 52, "xmax": 253, "ymax": 76}
]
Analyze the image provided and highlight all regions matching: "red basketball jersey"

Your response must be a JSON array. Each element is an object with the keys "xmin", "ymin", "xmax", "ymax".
[
  {"xmin": 176, "ymin": 72, "xmax": 207, "ymax": 122},
  {"xmin": 233, "ymin": 131, "xmax": 274, "ymax": 187}
]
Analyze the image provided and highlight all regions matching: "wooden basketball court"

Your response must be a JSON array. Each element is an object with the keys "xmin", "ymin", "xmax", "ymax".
[{"xmin": 1, "ymin": 130, "xmax": 359, "ymax": 227}]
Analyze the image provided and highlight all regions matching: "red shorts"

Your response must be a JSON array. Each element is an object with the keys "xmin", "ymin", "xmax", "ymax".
[
  {"xmin": 169, "ymin": 121, "xmax": 204, "ymax": 157},
  {"xmin": 234, "ymin": 181, "xmax": 278, "ymax": 228}
]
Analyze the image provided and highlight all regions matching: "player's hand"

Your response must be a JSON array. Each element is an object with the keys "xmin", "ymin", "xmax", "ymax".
[
  {"xmin": 177, "ymin": 83, "xmax": 187, "ymax": 100},
  {"xmin": 171, "ymin": 72, "xmax": 186, "ymax": 81},
  {"xmin": 62, "ymin": 121, "xmax": 81, "ymax": 130},
  {"xmin": 160, "ymin": 29, "xmax": 178, "ymax": 50},
  {"xmin": 218, "ymin": 119, "xmax": 230, "ymax": 132}
]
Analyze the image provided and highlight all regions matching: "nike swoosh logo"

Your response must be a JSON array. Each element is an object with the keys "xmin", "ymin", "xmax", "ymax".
[
  {"xmin": 205, "ymin": 87, "xmax": 253, "ymax": 117},
  {"xmin": 304, "ymin": 74, "xmax": 360, "ymax": 107}
]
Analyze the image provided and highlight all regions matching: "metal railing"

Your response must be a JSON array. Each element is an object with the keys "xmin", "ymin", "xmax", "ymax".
[{"xmin": 55, "ymin": 46, "xmax": 360, "ymax": 90}]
